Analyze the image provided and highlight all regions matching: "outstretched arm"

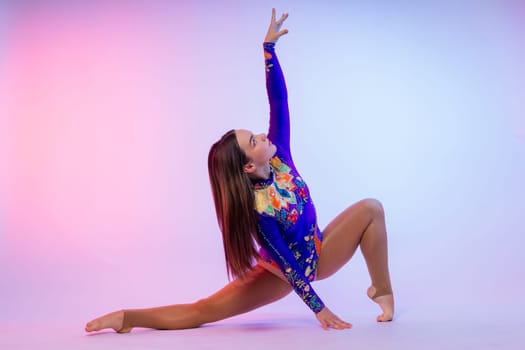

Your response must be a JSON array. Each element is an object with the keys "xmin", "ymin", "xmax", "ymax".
[{"xmin": 264, "ymin": 9, "xmax": 291, "ymax": 158}]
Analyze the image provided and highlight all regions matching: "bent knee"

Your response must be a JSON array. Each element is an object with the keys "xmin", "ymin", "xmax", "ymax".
[{"xmin": 360, "ymin": 198, "xmax": 384, "ymax": 216}]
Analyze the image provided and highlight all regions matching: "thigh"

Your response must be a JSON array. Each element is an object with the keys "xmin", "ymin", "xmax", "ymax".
[
  {"xmin": 197, "ymin": 264, "xmax": 292, "ymax": 323},
  {"xmin": 316, "ymin": 199, "xmax": 377, "ymax": 280}
]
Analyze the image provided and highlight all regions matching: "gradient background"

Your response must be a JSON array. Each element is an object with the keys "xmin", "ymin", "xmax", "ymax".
[{"xmin": 1, "ymin": 0, "xmax": 524, "ymax": 325}]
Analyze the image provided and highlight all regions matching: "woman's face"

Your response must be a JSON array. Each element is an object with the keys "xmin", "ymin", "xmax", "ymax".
[{"xmin": 235, "ymin": 129, "xmax": 277, "ymax": 169}]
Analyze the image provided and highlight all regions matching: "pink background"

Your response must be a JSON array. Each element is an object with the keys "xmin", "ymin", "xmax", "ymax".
[{"xmin": 1, "ymin": 0, "xmax": 524, "ymax": 327}]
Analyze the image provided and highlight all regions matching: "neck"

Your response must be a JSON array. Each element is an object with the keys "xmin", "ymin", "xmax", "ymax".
[{"xmin": 251, "ymin": 163, "xmax": 271, "ymax": 180}]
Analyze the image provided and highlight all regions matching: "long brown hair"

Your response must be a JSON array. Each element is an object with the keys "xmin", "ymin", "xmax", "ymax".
[{"xmin": 208, "ymin": 129, "xmax": 259, "ymax": 279}]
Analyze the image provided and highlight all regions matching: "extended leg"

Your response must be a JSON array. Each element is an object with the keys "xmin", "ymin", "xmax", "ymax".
[
  {"xmin": 85, "ymin": 265, "xmax": 292, "ymax": 333},
  {"xmin": 316, "ymin": 198, "xmax": 394, "ymax": 321}
]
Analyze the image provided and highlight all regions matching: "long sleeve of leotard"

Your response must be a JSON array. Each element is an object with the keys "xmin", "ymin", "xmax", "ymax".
[
  {"xmin": 264, "ymin": 42, "xmax": 291, "ymax": 159},
  {"xmin": 257, "ymin": 215, "xmax": 325, "ymax": 313}
]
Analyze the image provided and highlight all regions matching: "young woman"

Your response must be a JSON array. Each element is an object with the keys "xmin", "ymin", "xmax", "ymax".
[{"xmin": 85, "ymin": 9, "xmax": 394, "ymax": 333}]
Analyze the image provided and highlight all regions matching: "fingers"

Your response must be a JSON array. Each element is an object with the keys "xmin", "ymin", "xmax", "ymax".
[
  {"xmin": 323, "ymin": 318, "xmax": 352, "ymax": 331},
  {"xmin": 277, "ymin": 29, "xmax": 289, "ymax": 37},
  {"xmin": 270, "ymin": 8, "xmax": 288, "ymax": 27},
  {"xmin": 321, "ymin": 320, "xmax": 348, "ymax": 331},
  {"xmin": 265, "ymin": 8, "xmax": 289, "ymax": 43},
  {"xmin": 316, "ymin": 309, "xmax": 352, "ymax": 331},
  {"xmin": 276, "ymin": 13, "xmax": 288, "ymax": 26}
]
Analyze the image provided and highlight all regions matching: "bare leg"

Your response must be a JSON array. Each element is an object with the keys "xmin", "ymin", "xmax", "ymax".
[
  {"xmin": 85, "ymin": 265, "xmax": 292, "ymax": 333},
  {"xmin": 316, "ymin": 198, "xmax": 394, "ymax": 322}
]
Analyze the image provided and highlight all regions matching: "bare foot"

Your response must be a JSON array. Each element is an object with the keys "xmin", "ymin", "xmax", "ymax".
[
  {"xmin": 85, "ymin": 310, "xmax": 131, "ymax": 333},
  {"xmin": 367, "ymin": 286, "xmax": 394, "ymax": 322}
]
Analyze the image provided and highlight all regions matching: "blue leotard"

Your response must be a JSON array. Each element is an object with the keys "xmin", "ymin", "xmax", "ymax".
[{"xmin": 252, "ymin": 43, "xmax": 325, "ymax": 314}]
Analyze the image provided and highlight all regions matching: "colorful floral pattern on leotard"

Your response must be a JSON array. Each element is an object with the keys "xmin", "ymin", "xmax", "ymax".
[{"xmin": 253, "ymin": 43, "xmax": 325, "ymax": 314}]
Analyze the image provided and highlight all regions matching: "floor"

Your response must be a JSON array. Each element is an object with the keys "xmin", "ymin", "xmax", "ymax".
[{"xmin": 1, "ymin": 304, "xmax": 523, "ymax": 350}]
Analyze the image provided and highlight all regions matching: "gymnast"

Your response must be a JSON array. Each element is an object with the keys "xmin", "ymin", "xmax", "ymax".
[{"xmin": 85, "ymin": 8, "xmax": 394, "ymax": 333}]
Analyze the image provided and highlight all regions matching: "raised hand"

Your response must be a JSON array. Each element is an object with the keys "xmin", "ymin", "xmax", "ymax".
[
  {"xmin": 315, "ymin": 307, "xmax": 353, "ymax": 330},
  {"xmin": 264, "ymin": 8, "xmax": 289, "ymax": 43}
]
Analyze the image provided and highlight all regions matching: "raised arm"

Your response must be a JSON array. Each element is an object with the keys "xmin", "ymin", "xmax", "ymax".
[{"xmin": 264, "ymin": 9, "xmax": 291, "ymax": 158}]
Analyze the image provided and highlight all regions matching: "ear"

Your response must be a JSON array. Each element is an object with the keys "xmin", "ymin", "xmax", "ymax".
[{"xmin": 243, "ymin": 162, "xmax": 256, "ymax": 174}]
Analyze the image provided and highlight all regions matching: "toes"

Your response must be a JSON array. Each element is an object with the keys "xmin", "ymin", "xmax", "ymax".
[
  {"xmin": 85, "ymin": 320, "xmax": 101, "ymax": 332},
  {"xmin": 377, "ymin": 313, "xmax": 393, "ymax": 322}
]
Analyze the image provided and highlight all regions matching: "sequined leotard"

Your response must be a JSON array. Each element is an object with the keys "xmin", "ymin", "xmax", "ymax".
[{"xmin": 253, "ymin": 43, "xmax": 325, "ymax": 314}]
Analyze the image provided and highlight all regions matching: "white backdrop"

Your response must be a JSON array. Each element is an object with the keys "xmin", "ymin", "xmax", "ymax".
[{"xmin": 1, "ymin": 0, "xmax": 524, "ymax": 324}]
